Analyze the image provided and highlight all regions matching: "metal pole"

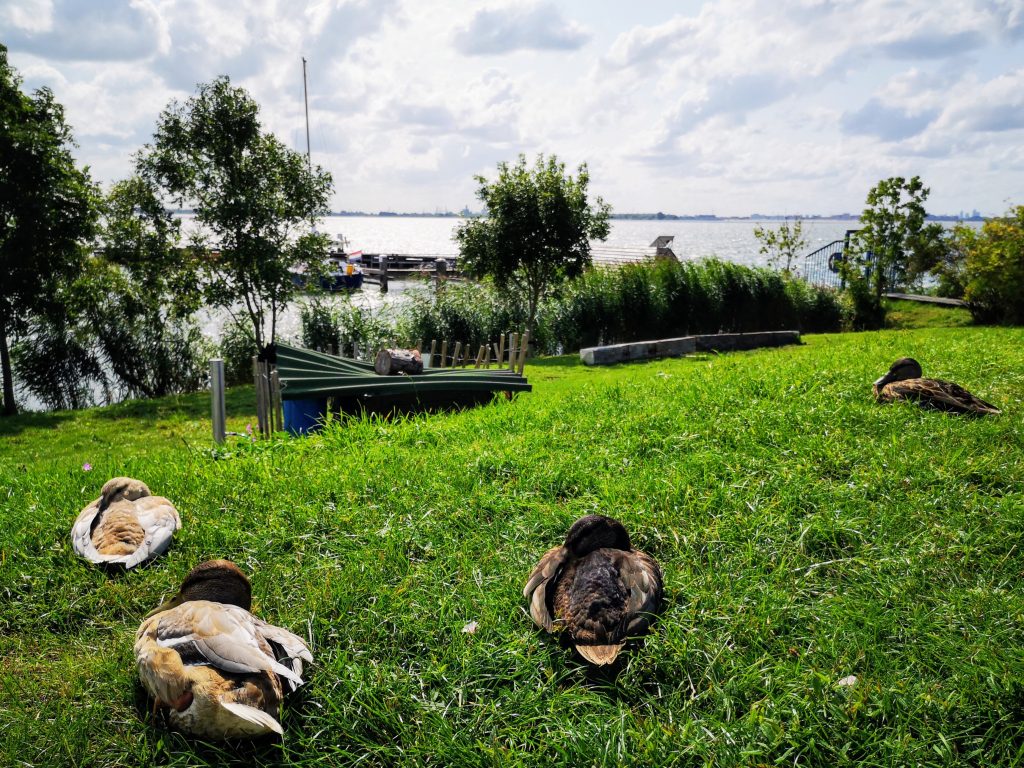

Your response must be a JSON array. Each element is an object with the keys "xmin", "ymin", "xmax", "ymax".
[
  {"xmin": 302, "ymin": 57, "xmax": 311, "ymax": 171},
  {"xmin": 380, "ymin": 254, "xmax": 389, "ymax": 294},
  {"xmin": 210, "ymin": 359, "xmax": 226, "ymax": 444}
]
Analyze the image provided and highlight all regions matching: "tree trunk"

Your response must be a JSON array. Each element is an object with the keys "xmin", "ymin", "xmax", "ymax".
[
  {"xmin": 374, "ymin": 348, "xmax": 423, "ymax": 375},
  {"xmin": 0, "ymin": 313, "xmax": 17, "ymax": 416}
]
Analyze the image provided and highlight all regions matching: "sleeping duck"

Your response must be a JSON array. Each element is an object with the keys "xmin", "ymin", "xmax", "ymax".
[
  {"xmin": 71, "ymin": 477, "xmax": 181, "ymax": 568},
  {"xmin": 135, "ymin": 559, "xmax": 312, "ymax": 739},
  {"xmin": 523, "ymin": 514, "xmax": 663, "ymax": 665},
  {"xmin": 873, "ymin": 357, "xmax": 1001, "ymax": 416}
]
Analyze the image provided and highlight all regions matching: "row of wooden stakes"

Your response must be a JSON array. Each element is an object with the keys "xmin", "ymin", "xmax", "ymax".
[{"xmin": 420, "ymin": 330, "xmax": 530, "ymax": 375}]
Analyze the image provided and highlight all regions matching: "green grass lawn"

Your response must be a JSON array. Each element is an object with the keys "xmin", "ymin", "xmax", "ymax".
[
  {"xmin": 884, "ymin": 299, "xmax": 974, "ymax": 330},
  {"xmin": 2, "ymin": 326, "xmax": 1024, "ymax": 766}
]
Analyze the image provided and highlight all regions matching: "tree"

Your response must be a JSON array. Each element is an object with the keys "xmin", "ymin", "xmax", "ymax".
[
  {"xmin": 455, "ymin": 154, "xmax": 611, "ymax": 334},
  {"xmin": 139, "ymin": 76, "xmax": 333, "ymax": 353},
  {"xmin": 753, "ymin": 218, "xmax": 807, "ymax": 276},
  {"xmin": 0, "ymin": 44, "xmax": 100, "ymax": 415},
  {"xmin": 853, "ymin": 176, "xmax": 937, "ymax": 302}
]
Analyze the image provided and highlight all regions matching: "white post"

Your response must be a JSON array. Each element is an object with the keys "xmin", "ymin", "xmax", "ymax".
[{"xmin": 210, "ymin": 359, "xmax": 226, "ymax": 444}]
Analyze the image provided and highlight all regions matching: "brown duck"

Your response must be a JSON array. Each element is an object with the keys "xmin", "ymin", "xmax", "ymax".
[
  {"xmin": 135, "ymin": 560, "xmax": 312, "ymax": 738},
  {"xmin": 873, "ymin": 357, "xmax": 1001, "ymax": 416},
  {"xmin": 523, "ymin": 515, "xmax": 663, "ymax": 665},
  {"xmin": 71, "ymin": 477, "xmax": 181, "ymax": 568}
]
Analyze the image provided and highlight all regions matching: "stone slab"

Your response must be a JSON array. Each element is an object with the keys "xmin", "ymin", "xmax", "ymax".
[{"xmin": 580, "ymin": 331, "xmax": 800, "ymax": 366}]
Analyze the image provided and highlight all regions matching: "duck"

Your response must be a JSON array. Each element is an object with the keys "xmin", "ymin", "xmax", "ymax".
[
  {"xmin": 523, "ymin": 514, "xmax": 663, "ymax": 666},
  {"xmin": 134, "ymin": 559, "xmax": 312, "ymax": 739},
  {"xmin": 71, "ymin": 477, "xmax": 181, "ymax": 568},
  {"xmin": 873, "ymin": 357, "xmax": 1001, "ymax": 416}
]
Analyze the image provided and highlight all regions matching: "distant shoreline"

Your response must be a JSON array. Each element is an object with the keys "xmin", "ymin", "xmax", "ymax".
[
  {"xmin": 325, "ymin": 212, "xmax": 986, "ymax": 223},
  {"xmin": 168, "ymin": 209, "xmax": 986, "ymax": 223}
]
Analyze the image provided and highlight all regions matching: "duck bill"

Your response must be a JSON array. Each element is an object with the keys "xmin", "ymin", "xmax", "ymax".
[
  {"xmin": 873, "ymin": 373, "xmax": 893, "ymax": 389},
  {"xmin": 144, "ymin": 593, "xmax": 184, "ymax": 620}
]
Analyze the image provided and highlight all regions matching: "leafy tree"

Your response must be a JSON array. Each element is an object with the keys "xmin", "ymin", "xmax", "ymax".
[
  {"xmin": 455, "ymin": 154, "xmax": 611, "ymax": 334},
  {"xmin": 753, "ymin": 218, "xmax": 807, "ymax": 275},
  {"xmin": 0, "ymin": 44, "xmax": 100, "ymax": 415},
  {"xmin": 83, "ymin": 177, "xmax": 211, "ymax": 398},
  {"xmin": 139, "ymin": 76, "xmax": 333, "ymax": 353},
  {"xmin": 957, "ymin": 206, "xmax": 1024, "ymax": 324},
  {"xmin": 852, "ymin": 176, "xmax": 939, "ymax": 301}
]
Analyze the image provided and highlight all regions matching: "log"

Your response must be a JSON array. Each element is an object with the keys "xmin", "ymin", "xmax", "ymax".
[{"xmin": 374, "ymin": 348, "xmax": 424, "ymax": 376}]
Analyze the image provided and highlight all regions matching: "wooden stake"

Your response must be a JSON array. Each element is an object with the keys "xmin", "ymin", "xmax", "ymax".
[
  {"xmin": 484, "ymin": 344, "xmax": 491, "ymax": 368},
  {"xmin": 475, "ymin": 345, "xmax": 485, "ymax": 368},
  {"xmin": 498, "ymin": 333, "xmax": 505, "ymax": 366},
  {"xmin": 271, "ymin": 369, "xmax": 283, "ymax": 433},
  {"xmin": 440, "ymin": 340, "xmax": 448, "ymax": 368},
  {"xmin": 252, "ymin": 356, "xmax": 264, "ymax": 439},
  {"xmin": 517, "ymin": 330, "xmax": 530, "ymax": 375},
  {"xmin": 452, "ymin": 342, "xmax": 462, "ymax": 368},
  {"xmin": 429, "ymin": 339, "xmax": 437, "ymax": 368},
  {"xmin": 509, "ymin": 332, "xmax": 518, "ymax": 371}
]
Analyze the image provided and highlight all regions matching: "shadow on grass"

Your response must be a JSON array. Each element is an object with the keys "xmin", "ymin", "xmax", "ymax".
[
  {"xmin": 0, "ymin": 408, "xmax": 75, "ymax": 437},
  {"xmin": 93, "ymin": 387, "xmax": 256, "ymax": 422},
  {"xmin": 134, "ymin": 681, "xmax": 291, "ymax": 766},
  {"xmin": 526, "ymin": 354, "xmax": 582, "ymax": 369}
]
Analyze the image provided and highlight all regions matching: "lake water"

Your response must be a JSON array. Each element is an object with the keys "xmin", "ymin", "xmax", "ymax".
[{"xmin": 315, "ymin": 215, "xmax": 862, "ymax": 269}]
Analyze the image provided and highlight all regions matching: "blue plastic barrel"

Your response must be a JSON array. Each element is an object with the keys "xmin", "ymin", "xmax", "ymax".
[{"xmin": 283, "ymin": 397, "xmax": 327, "ymax": 436}]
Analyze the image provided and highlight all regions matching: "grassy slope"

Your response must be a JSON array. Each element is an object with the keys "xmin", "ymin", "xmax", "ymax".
[{"xmin": 1, "ymin": 326, "xmax": 1023, "ymax": 767}]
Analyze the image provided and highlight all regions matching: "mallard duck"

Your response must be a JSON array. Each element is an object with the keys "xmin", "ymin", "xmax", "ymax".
[
  {"xmin": 873, "ymin": 357, "xmax": 1001, "ymax": 416},
  {"xmin": 135, "ymin": 560, "xmax": 312, "ymax": 739},
  {"xmin": 71, "ymin": 477, "xmax": 181, "ymax": 568},
  {"xmin": 523, "ymin": 515, "xmax": 663, "ymax": 665}
]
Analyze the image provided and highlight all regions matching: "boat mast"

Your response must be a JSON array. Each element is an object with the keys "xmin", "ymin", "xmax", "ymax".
[{"xmin": 302, "ymin": 56, "xmax": 311, "ymax": 171}]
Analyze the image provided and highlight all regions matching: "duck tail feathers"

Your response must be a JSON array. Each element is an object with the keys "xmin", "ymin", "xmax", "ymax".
[
  {"xmin": 576, "ymin": 644, "xmax": 624, "ymax": 666},
  {"xmin": 219, "ymin": 701, "xmax": 284, "ymax": 735}
]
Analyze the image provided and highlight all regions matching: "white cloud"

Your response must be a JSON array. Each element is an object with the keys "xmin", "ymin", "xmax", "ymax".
[{"xmin": 452, "ymin": 2, "xmax": 590, "ymax": 55}]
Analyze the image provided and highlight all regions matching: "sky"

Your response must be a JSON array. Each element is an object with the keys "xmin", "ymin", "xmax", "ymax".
[{"xmin": 3, "ymin": 0, "xmax": 1023, "ymax": 216}]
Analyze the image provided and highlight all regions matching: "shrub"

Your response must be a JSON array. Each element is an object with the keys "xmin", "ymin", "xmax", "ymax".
[
  {"xmin": 12, "ymin": 309, "xmax": 102, "ymax": 411},
  {"xmin": 959, "ymin": 207, "xmax": 1024, "ymax": 325},
  {"xmin": 397, "ymin": 282, "xmax": 524, "ymax": 353},
  {"xmin": 841, "ymin": 275, "xmax": 886, "ymax": 330},
  {"xmin": 219, "ymin": 317, "xmax": 258, "ymax": 386},
  {"xmin": 299, "ymin": 297, "xmax": 341, "ymax": 353},
  {"xmin": 297, "ymin": 294, "xmax": 401, "ymax": 359}
]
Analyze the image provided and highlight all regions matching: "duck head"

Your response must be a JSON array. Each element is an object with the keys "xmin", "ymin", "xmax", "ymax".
[
  {"xmin": 874, "ymin": 357, "xmax": 923, "ymax": 390},
  {"xmin": 146, "ymin": 559, "xmax": 253, "ymax": 618},
  {"xmin": 564, "ymin": 515, "xmax": 632, "ymax": 556},
  {"xmin": 99, "ymin": 477, "xmax": 151, "ymax": 511}
]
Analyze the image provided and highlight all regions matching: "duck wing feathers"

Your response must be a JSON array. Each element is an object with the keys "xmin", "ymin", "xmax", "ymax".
[
  {"xmin": 70, "ymin": 500, "xmax": 105, "ymax": 564},
  {"xmin": 120, "ymin": 496, "xmax": 181, "ymax": 569},
  {"xmin": 523, "ymin": 546, "xmax": 568, "ymax": 632},
  {"xmin": 883, "ymin": 378, "xmax": 1001, "ymax": 415},
  {"xmin": 141, "ymin": 601, "xmax": 308, "ymax": 688},
  {"xmin": 617, "ymin": 549, "xmax": 664, "ymax": 637}
]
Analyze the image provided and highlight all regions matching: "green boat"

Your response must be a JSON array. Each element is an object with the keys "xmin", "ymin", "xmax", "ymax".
[{"xmin": 273, "ymin": 342, "xmax": 531, "ymax": 422}]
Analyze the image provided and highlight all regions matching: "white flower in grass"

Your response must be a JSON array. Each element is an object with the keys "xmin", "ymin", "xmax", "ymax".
[
  {"xmin": 836, "ymin": 674, "xmax": 857, "ymax": 687},
  {"xmin": 462, "ymin": 620, "xmax": 479, "ymax": 634}
]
